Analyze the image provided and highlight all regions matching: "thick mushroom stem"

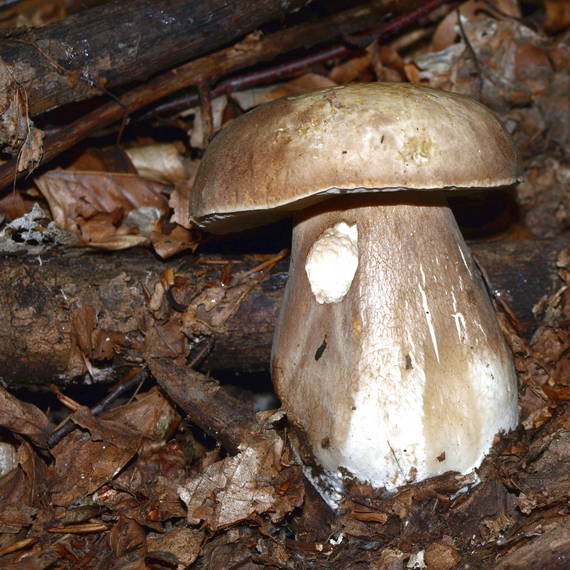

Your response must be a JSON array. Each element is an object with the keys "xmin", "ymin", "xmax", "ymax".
[{"xmin": 271, "ymin": 191, "xmax": 518, "ymax": 505}]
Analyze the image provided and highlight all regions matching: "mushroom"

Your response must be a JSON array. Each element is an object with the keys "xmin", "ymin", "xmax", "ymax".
[{"xmin": 189, "ymin": 83, "xmax": 520, "ymax": 506}]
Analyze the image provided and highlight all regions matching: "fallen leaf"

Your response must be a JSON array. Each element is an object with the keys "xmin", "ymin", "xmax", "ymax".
[
  {"xmin": 178, "ymin": 416, "xmax": 303, "ymax": 530},
  {"xmin": 424, "ymin": 541, "xmax": 462, "ymax": 570},
  {"xmin": 109, "ymin": 515, "xmax": 147, "ymax": 570},
  {"xmin": 0, "ymin": 58, "xmax": 44, "ymax": 171},
  {"xmin": 35, "ymin": 171, "xmax": 170, "ymax": 249},
  {"xmin": 126, "ymin": 143, "xmax": 191, "ymax": 184},
  {"xmin": 0, "ymin": 386, "xmax": 53, "ymax": 447},
  {"xmin": 146, "ymin": 528, "xmax": 205, "ymax": 569}
]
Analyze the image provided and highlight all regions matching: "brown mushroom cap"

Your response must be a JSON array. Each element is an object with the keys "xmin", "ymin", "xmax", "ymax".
[{"xmin": 190, "ymin": 82, "xmax": 521, "ymax": 234}]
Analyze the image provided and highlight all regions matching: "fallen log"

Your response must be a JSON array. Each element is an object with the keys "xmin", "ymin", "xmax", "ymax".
[
  {"xmin": 0, "ymin": 0, "xmax": 311, "ymax": 118},
  {"xmin": 0, "ymin": 237, "xmax": 567, "ymax": 387}
]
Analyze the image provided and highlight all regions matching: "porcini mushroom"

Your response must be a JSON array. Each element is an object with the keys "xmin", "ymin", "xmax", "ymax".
[{"xmin": 190, "ymin": 83, "xmax": 520, "ymax": 506}]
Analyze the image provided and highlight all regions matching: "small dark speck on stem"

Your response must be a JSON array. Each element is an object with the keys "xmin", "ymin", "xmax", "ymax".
[{"xmin": 315, "ymin": 337, "xmax": 327, "ymax": 360}]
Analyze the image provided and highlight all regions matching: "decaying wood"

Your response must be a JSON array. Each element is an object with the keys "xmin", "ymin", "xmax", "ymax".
[
  {"xmin": 0, "ymin": 0, "xmax": 311, "ymax": 118},
  {"xmin": 0, "ymin": 237, "xmax": 567, "ymax": 387}
]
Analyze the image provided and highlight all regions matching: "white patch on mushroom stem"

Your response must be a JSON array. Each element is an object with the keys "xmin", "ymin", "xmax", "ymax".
[
  {"xmin": 451, "ymin": 292, "xmax": 467, "ymax": 341},
  {"xmin": 475, "ymin": 321, "xmax": 489, "ymax": 341},
  {"xmin": 406, "ymin": 330, "xmax": 419, "ymax": 370},
  {"xmin": 419, "ymin": 264, "xmax": 427, "ymax": 286},
  {"xmin": 305, "ymin": 221, "xmax": 358, "ymax": 304},
  {"xmin": 419, "ymin": 284, "xmax": 440, "ymax": 362},
  {"xmin": 457, "ymin": 242, "xmax": 473, "ymax": 276},
  {"xmin": 451, "ymin": 312, "xmax": 467, "ymax": 341}
]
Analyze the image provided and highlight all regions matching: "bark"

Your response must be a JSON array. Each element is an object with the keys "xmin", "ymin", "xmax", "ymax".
[
  {"xmin": 149, "ymin": 359, "xmax": 257, "ymax": 454},
  {"xmin": 0, "ymin": 0, "xmax": 311, "ymax": 117},
  {"xmin": 0, "ymin": 237, "xmax": 567, "ymax": 387}
]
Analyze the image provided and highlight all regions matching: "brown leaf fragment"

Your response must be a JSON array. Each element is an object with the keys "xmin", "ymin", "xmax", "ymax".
[
  {"xmin": 0, "ymin": 58, "xmax": 44, "ymax": 171},
  {"xmin": 146, "ymin": 528, "xmax": 205, "ymax": 569},
  {"xmin": 178, "ymin": 415, "xmax": 303, "ymax": 531},
  {"xmin": 48, "ymin": 407, "xmax": 146, "ymax": 506},
  {"xmin": 109, "ymin": 515, "xmax": 147, "ymax": 569},
  {"xmin": 102, "ymin": 387, "xmax": 180, "ymax": 442},
  {"xmin": 49, "ymin": 430, "xmax": 136, "ymax": 507},
  {"xmin": 513, "ymin": 429, "xmax": 570, "ymax": 514},
  {"xmin": 374, "ymin": 547, "xmax": 406, "ymax": 569},
  {"xmin": 126, "ymin": 143, "xmax": 192, "ymax": 184},
  {"xmin": 70, "ymin": 145, "xmax": 138, "ymax": 174},
  {"xmin": 424, "ymin": 541, "xmax": 462, "ymax": 570},
  {"xmin": 150, "ymin": 222, "xmax": 199, "ymax": 259},
  {"xmin": 0, "ymin": 503, "xmax": 37, "ymax": 534},
  {"xmin": 0, "ymin": 386, "xmax": 53, "ymax": 447},
  {"xmin": 144, "ymin": 320, "xmax": 188, "ymax": 360},
  {"xmin": 35, "ymin": 171, "xmax": 169, "ymax": 249},
  {"xmin": 544, "ymin": 0, "xmax": 570, "ymax": 34},
  {"xmin": 16, "ymin": 122, "xmax": 44, "ymax": 173}
]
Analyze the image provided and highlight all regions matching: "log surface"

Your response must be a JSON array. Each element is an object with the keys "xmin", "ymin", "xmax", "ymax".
[
  {"xmin": 0, "ymin": 237, "xmax": 567, "ymax": 386},
  {"xmin": 0, "ymin": 0, "xmax": 311, "ymax": 117}
]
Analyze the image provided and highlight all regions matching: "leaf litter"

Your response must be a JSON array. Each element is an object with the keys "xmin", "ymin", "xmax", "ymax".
[{"xmin": 0, "ymin": 0, "xmax": 568, "ymax": 567}]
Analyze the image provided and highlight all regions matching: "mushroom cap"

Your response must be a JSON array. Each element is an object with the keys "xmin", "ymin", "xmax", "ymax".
[{"xmin": 190, "ymin": 82, "xmax": 521, "ymax": 233}]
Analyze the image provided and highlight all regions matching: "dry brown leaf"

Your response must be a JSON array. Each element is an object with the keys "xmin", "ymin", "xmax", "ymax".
[
  {"xmin": 0, "ymin": 58, "xmax": 44, "ymax": 171},
  {"xmin": 126, "ymin": 143, "xmax": 191, "ymax": 184},
  {"xmin": 69, "ymin": 146, "xmax": 137, "ymax": 174},
  {"xmin": 102, "ymin": 388, "xmax": 180, "ymax": 442},
  {"xmin": 35, "ymin": 170, "xmax": 170, "ymax": 249},
  {"xmin": 178, "ymin": 416, "xmax": 303, "ymax": 530},
  {"xmin": 169, "ymin": 179, "xmax": 194, "ymax": 229},
  {"xmin": 0, "ymin": 191, "xmax": 30, "ymax": 222},
  {"xmin": 109, "ymin": 515, "xmax": 147, "ymax": 570},
  {"xmin": 432, "ymin": 0, "xmax": 521, "ymax": 51},
  {"xmin": 0, "ymin": 503, "xmax": 37, "ymax": 534},
  {"xmin": 188, "ymin": 95, "xmax": 230, "ymax": 149},
  {"xmin": 0, "ymin": 440, "xmax": 49, "ymax": 527},
  {"xmin": 48, "ymin": 388, "xmax": 181, "ymax": 507},
  {"xmin": 150, "ymin": 222, "xmax": 200, "ymax": 259},
  {"xmin": 544, "ymin": 0, "xmax": 570, "ymax": 34},
  {"xmin": 146, "ymin": 528, "xmax": 205, "ymax": 568},
  {"xmin": 16, "ymin": 126, "xmax": 44, "ymax": 173},
  {"xmin": 144, "ymin": 320, "xmax": 188, "ymax": 360},
  {"xmin": 424, "ymin": 541, "xmax": 462, "ymax": 570},
  {"xmin": 0, "ymin": 386, "xmax": 53, "ymax": 447},
  {"xmin": 329, "ymin": 55, "xmax": 372, "ymax": 84},
  {"xmin": 265, "ymin": 73, "xmax": 336, "ymax": 98},
  {"xmin": 48, "ymin": 424, "xmax": 140, "ymax": 506}
]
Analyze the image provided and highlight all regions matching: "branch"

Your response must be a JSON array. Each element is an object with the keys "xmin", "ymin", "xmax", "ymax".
[{"xmin": 0, "ymin": 237, "xmax": 566, "ymax": 387}]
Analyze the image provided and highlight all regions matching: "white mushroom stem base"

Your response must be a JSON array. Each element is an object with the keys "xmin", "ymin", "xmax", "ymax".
[{"xmin": 271, "ymin": 191, "xmax": 518, "ymax": 506}]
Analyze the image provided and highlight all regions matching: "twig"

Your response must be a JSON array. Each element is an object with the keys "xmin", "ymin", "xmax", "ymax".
[
  {"xmin": 456, "ymin": 8, "xmax": 485, "ymax": 97},
  {"xmin": 241, "ymin": 248, "xmax": 289, "ymax": 278},
  {"xmin": 342, "ymin": 0, "xmax": 449, "ymax": 47},
  {"xmin": 47, "ymin": 367, "xmax": 147, "ymax": 448},
  {"xmin": 387, "ymin": 439, "xmax": 405, "ymax": 480}
]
